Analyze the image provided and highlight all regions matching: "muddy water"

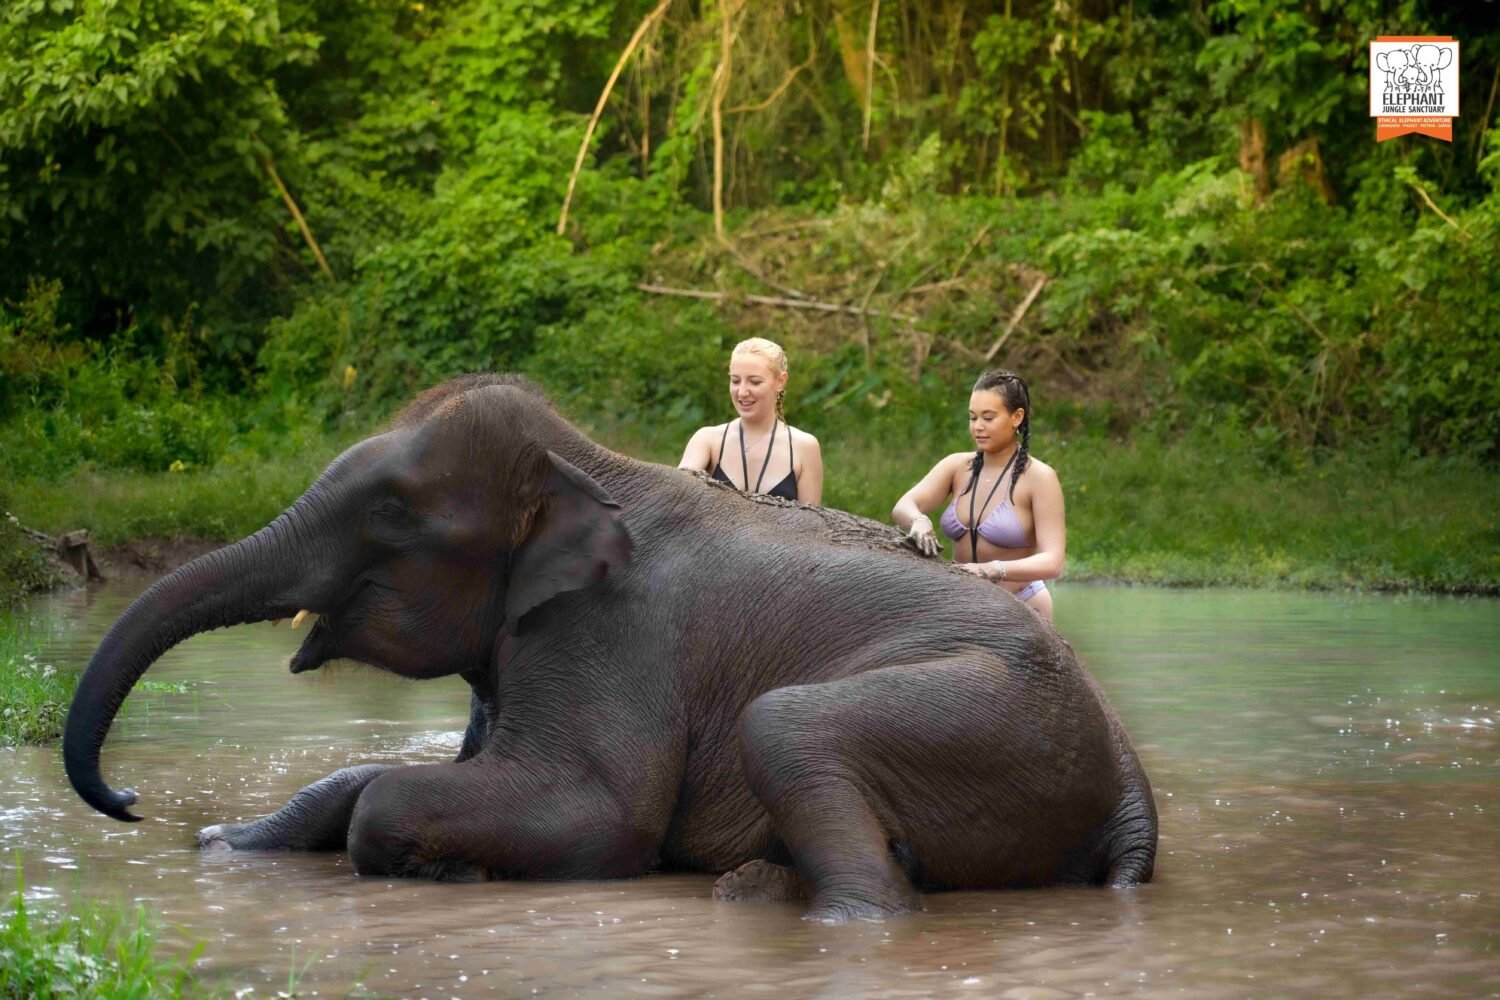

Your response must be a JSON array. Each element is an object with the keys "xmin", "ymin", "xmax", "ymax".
[{"xmin": 4, "ymin": 583, "xmax": 1498, "ymax": 998}]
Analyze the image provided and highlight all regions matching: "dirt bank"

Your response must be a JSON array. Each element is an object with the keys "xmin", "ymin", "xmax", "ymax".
[{"xmin": 95, "ymin": 536, "xmax": 226, "ymax": 582}]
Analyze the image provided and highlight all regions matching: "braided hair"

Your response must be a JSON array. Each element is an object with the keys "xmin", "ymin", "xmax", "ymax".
[{"xmin": 957, "ymin": 370, "xmax": 1031, "ymax": 503}]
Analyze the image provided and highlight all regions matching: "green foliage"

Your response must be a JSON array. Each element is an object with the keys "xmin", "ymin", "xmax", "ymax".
[
  {"xmin": 1041, "ymin": 158, "xmax": 1500, "ymax": 459},
  {"xmin": 0, "ymin": 2, "xmax": 1497, "ymax": 596},
  {"xmin": 0, "ymin": 612, "xmax": 71, "ymax": 745},
  {"xmin": 8, "ymin": 430, "xmax": 348, "ymax": 548},
  {"xmin": 0, "ymin": 509, "xmax": 60, "ymax": 606},
  {"xmin": 0, "ymin": 867, "xmax": 203, "ymax": 998},
  {"xmin": 0, "ymin": 0, "xmax": 319, "ymax": 348},
  {"xmin": 0, "ymin": 281, "xmax": 234, "ymax": 478}
]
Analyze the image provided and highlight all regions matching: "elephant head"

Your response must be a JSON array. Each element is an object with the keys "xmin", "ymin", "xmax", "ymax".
[
  {"xmin": 1375, "ymin": 49, "xmax": 1409, "ymax": 89},
  {"xmin": 64, "ymin": 376, "xmax": 633, "ymax": 822},
  {"xmin": 1410, "ymin": 43, "xmax": 1453, "ymax": 87}
]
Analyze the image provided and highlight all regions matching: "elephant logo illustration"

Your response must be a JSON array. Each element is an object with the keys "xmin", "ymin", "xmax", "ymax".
[
  {"xmin": 1370, "ymin": 37, "xmax": 1459, "ymax": 142},
  {"xmin": 1377, "ymin": 43, "xmax": 1453, "ymax": 101}
]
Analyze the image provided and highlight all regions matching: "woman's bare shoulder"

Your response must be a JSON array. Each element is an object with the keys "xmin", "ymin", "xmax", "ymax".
[
  {"xmin": 1024, "ymin": 455, "xmax": 1057, "ymax": 478},
  {"xmin": 689, "ymin": 422, "xmax": 731, "ymax": 441},
  {"xmin": 1020, "ymin": 455, "xmax": 1060, "ymax": 490},
  {"xmin": 786, "ymin": 423, "xmax": 818, "ymax": 443}
]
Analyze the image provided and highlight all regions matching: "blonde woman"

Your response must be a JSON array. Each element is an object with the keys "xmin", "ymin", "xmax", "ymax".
[{"xmin": 679, "ymin": 338, "xmax": 824, "ymax": 504}]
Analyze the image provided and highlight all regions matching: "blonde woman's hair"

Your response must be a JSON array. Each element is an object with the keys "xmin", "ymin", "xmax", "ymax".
[
  {"xmin": 730, "ymin": 337, "xmax": 788, "ymax": 375},
  {"xmin": 729, "ymin": 337, "xmax": 789, "ymax": 420}
]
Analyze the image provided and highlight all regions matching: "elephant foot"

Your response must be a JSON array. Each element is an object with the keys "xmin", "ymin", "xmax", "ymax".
[
  {"xmin": 196, "ymin": 823, "xmax": 251, "ymax": 851},
  {"xmin": 713, "ymin": 860, "xmax": 810, "ymax": 904},
  {"xmin": 802, "ymin": 891, "xmax": 921, "ymax": 925},
  {"xmin": 197, "ymin": 818, "xmax": 302, "ymax": 851}
]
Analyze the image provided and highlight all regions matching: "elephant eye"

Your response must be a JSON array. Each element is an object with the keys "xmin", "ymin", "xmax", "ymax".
[{"xmin": 367, "ymin": 498, "xmax": 418, "ymax": 539}]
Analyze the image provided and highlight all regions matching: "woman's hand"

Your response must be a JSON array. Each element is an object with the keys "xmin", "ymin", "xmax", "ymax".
[
  {"xmin": 906, "ymin": 514, "xmax": 942, "ymax": 557},
  {"xmin": 958, "ymin": 561, "xmax": 1006, "ymax": 580}
]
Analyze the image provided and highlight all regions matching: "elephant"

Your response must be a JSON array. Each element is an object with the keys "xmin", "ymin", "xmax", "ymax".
[
  {"xmin": 1375, "ymin": 49, "xmax": 1410, "ymax": 93},
  {"xmin": 64, "ymin": 373, "xmax": 1157, "ymax": 922},
  {"xmin": 1410, "ymin": 43, "xmax": 1452, "ymax": 90}
]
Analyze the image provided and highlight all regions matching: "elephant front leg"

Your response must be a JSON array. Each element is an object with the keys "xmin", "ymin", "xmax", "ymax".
[
  {"xmin": 345, "ymin": 759, "xmax": 663, "ymax": 882},
  {"xmin": 197, "ymin": 764, "xmax": 396, "ymax": 851}
]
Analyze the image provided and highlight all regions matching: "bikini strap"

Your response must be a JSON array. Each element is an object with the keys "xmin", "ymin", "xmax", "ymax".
[
  {"xmin": 967, "ymin": 452, "xmax": 1016, "ymax": 564},
  {"xmin": 743, "ymin": 419, "xmax": 777, "ymax": 494},
  {"xmin": 715, "ymin": 422, "xmax": 731, "ymax": 475}
]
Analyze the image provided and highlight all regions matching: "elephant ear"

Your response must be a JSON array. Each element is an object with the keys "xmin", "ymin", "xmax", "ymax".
[{"xmin": 505, "ymin": 451, "xmax": 634, "ymax": 632}]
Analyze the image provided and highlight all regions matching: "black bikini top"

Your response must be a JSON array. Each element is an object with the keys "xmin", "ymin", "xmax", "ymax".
[{"xmin": 710, "ymin": 420, "xmax": 797, "ymax": 501}]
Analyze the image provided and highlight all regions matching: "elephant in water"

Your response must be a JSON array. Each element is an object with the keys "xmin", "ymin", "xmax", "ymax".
[{"xmin": 65, "ymin": 374, "xmax": 1157, "ymax": 922}]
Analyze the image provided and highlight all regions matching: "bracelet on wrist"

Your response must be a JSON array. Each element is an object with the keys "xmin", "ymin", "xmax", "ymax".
[{"xmin": 995, "ymin": 561, "xmax": 1007, "ymax": 581}]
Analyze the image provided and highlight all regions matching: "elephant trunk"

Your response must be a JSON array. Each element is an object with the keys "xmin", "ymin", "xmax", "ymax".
[{"xmin": 64, "ymin": 512, "xmax": 326, "ymax": 822}]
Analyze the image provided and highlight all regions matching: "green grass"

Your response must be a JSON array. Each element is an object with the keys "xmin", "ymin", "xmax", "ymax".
[
  {"xmin": 0, "ymin": 612, "xmax": 72, "ymax": 746},
  {"xmin": 821, "ymin": 428, "xmax": 1500, "ymax": 593},
  {"xmin": 6, "ymin": 418, "xmax": 1498, "ymax": 596},
  {"xmin": 0, "ymin": 867, "xmax": 203, "ymax": 999},
  {"xmin": 6, "ymin": 432, "xmax": 355, "ymax": 547}
]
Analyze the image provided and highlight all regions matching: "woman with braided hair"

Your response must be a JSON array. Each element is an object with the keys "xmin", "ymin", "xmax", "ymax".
[
  {"xmin": 679, "ymin": 337, "xmax": 824, "ymax": 504},
  {"xmin": 891, "ymin": 370, "xmax": 1065, "ymax": 620}
]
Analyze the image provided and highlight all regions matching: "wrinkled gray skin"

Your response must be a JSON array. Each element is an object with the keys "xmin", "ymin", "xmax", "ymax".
[{"xmin": 65, "ymin": 374, "xmax": 1156, "ymax": 922}]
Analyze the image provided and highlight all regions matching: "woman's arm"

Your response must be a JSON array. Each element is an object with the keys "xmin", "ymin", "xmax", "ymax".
[
  {"xmin": 977, "ymin": 464, "xmax": 1065, "ymax": 582},
  {"xmin": 678, "ymin": 426, "xmax": 716, "ymax": 472},
  {"xmin": 891, "ymin": 454, "xmax": 962, "ymax": 529},
  {"xmin": 796, "ymin": 433, "xmax": 824, "ymax": 505}
]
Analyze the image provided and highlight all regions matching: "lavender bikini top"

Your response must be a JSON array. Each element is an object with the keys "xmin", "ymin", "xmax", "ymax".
[{"xmin": 939, "ymin": 496, "xmax": 1030, "ymax": 549}]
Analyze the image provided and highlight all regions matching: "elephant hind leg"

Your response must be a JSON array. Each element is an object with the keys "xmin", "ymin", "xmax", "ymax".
[
  {"xmin": 737, "ymin": 657, "xmax": 1123, "ymax": 918},
  {"xmin": 738, "ymin": 683, "xmax": 924, "ymax": 923}
]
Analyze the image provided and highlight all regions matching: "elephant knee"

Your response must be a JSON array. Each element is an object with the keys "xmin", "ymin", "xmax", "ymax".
[
  {"xmin": 738, "ymin": 687, "xmax": 831, "ymax": 800},
  {"xmin": 347, "ymin": 770, "xmax": 417, "ymax": 876}
]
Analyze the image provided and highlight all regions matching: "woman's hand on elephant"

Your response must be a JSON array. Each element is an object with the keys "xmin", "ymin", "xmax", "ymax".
[
  {"xmin": 906, "ymin": 515, "xmax": 941, "ymax": 557},
  {"xmin": 958, "ymin": 561, "xmax": 1006, "ymax": 581}
]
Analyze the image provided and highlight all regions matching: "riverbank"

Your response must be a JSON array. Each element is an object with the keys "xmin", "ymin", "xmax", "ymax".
[{"xmin": 5, "ymin": 425, "xmax": 1497, "ymax": 603}]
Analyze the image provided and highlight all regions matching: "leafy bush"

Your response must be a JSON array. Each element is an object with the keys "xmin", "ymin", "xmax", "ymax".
[{"xmin": 0, "ymin": 282, "xmax": 235, "ymax": 478}]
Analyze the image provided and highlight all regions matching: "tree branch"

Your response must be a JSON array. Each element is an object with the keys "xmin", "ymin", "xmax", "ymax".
[
  {"xmin": 983, "ymin": 275, "xmax": 1046, "ymax": 362},
  {"xmin": 558, "ymin": 0, "xmax": 675, "ymax": 236},
  {"xmin": 258, "ymin": 148, "xmax": 334, "ymax": 282}
]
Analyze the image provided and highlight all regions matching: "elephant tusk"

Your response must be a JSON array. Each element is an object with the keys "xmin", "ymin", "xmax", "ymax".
[{"xmin": 291, "ymin": 609, "xmax": 313, "ymax": 629}]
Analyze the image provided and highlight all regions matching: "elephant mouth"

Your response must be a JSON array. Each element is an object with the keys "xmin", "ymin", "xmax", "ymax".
[{"xmin": 289, "ymin": 616, "xmax": 336, "ymax": 674}]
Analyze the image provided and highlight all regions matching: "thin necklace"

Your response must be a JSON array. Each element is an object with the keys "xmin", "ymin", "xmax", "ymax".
[
  {"xmin": 968, "ymin": 451, "xmax": 1016, "ymax": 563},
  {"xmin": 738, "ymin": 419, "xmax": 778, "ymax": 494}
]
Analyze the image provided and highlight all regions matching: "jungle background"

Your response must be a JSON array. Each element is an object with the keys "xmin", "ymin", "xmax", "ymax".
[{"xmin": 3, "ymin": 0, "xmax": 1498, "ymax": 596}]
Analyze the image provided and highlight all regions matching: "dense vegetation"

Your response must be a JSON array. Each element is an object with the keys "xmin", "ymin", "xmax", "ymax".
[{"xmin": 2, "ymin": 1, "xmax": 1497, "ymax": 591}]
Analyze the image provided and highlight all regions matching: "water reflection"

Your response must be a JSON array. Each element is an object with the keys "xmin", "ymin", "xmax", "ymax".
[{"xmin": 2, "ymin": 582, "xmax": 1497, "ymax": 997}]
